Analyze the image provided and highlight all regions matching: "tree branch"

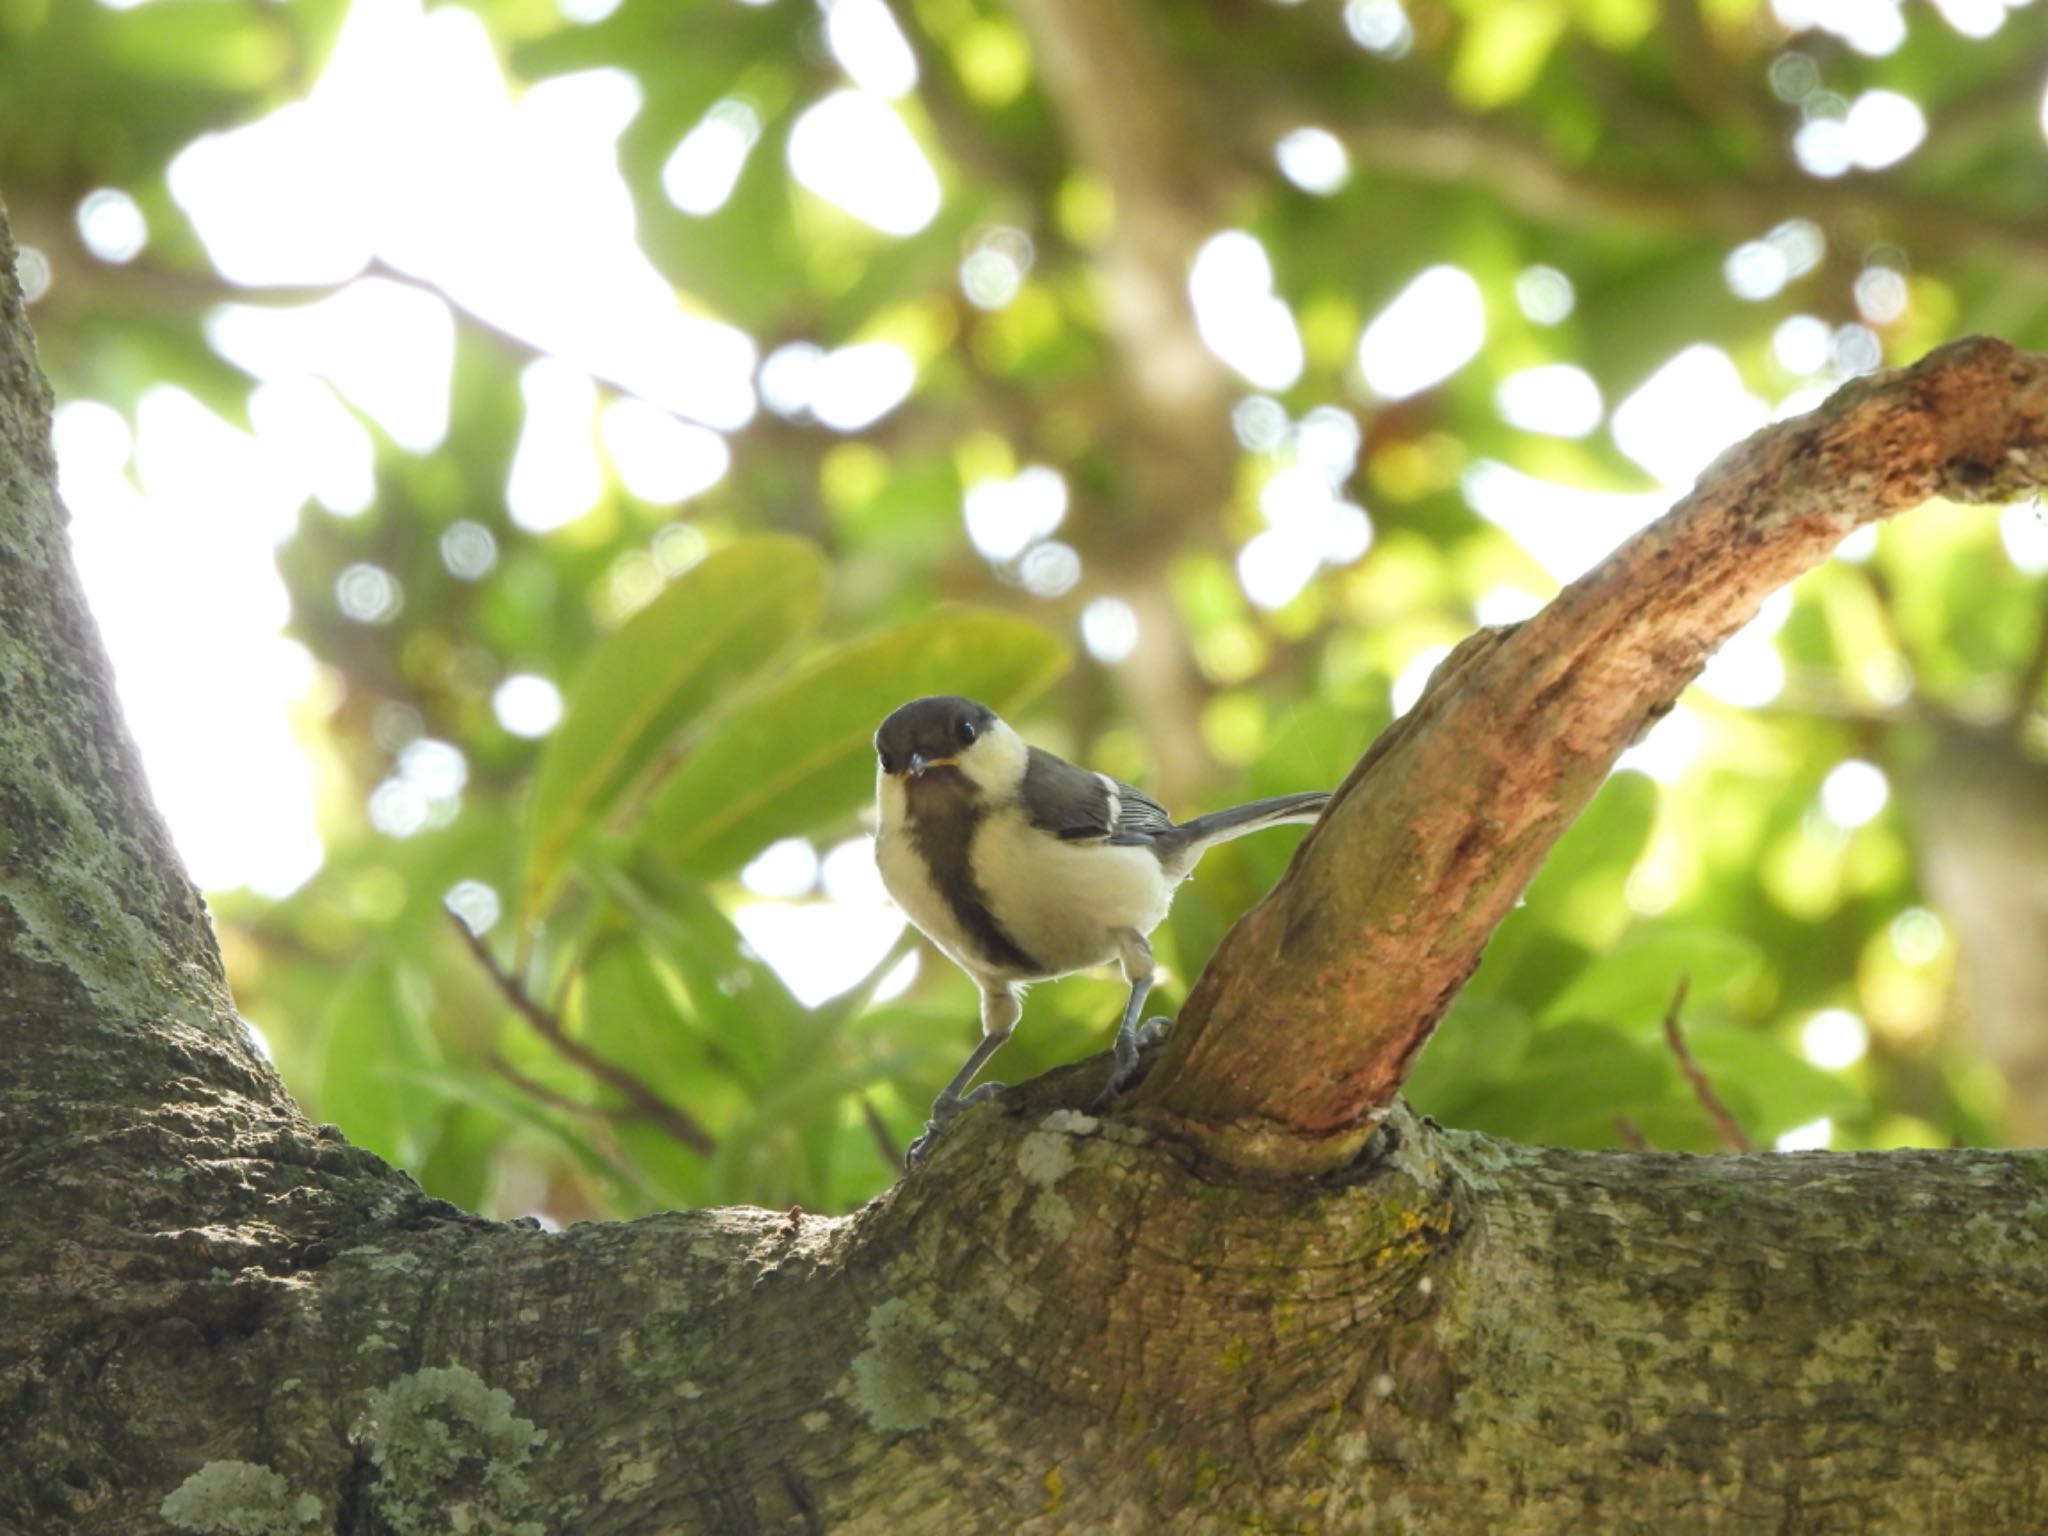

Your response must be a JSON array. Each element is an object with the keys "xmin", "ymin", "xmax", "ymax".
[
  {"xmin": 1291, "ymin": 109, "xmax": 2048, "ymax": 280},
  {"xmin": 1138, "ymin": 336, "xmax": 2048, "ymax": 1171},
  {"xmin": 1004, "ymin": 0, "xmax": 1238, "ymax": 797},
  {"xmin": 1660, "ymin": 978, "xmax": 1755, "ymax": 1154},
  {"xmin": 450, "ymin": 911, "xmax": 717, "ymax": 1157},
  {"xmin": 0, "ymin": 201, "xmax": 249, "ymax": 1053}
]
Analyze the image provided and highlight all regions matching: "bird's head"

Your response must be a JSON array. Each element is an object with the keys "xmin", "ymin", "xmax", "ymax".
[{"xmin": 874, "ymin": 695, "xmax": 1025, "ymax": 803}]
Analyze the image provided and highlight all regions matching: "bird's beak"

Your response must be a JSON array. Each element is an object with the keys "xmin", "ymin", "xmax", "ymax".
[{"xmin": 907, "ymin": 752, "xmax": 956, "ymax": 779}]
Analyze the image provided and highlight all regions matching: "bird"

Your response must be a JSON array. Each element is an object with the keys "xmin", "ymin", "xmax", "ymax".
[{"xmin": 872, "ymin": 694, "xmax": 1331, "ymax": 1161}]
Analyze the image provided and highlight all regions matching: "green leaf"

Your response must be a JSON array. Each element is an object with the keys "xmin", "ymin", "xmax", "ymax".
[
  {"xmin": 1449, "ymin": 0, "xmax": 1566, "ymax": 110},
  {"xmin": 1451, "ymin": 1023, "xmax": 1675, "ymax": 1144},
  {"xmin": 415, "ymin": 1104, "xmax": 506, "ymax": 1212},
  {"xmin": 1403, "ymin": 997, "xmax": 1535, "ymax": 1118},
  {"xmin": 522, "ymin": 535, "xmax": 827, "ymax": 915},
  {"xmin": 572, "ymin": 927, "xmax": 736, "ymax": 1112},
  {"xmin": 1541, "ymin": 925, "xmax": 1764, "ymax": 1034},
  {"xmin": 1680, "ymin": 1027, "xmax": 1860, "ymax": 1144},
  {"xmin": 592, "ymin": 865, "xmax": 798, "ymax": 1088},
  {"xmin": 640, "ymin": 606, "xmax": 1070, "ymax": 875},
  {"xmin": 391, "ymin": 1063, "xmax": 660, "ymax": 1208},
  {"xmin": 1474, "ymin": 769, "xmax": 1657, "ymax": 1004},
  {"xmin": 315, "ymin": 963, "xmax": 442, "ymax": 1169}
]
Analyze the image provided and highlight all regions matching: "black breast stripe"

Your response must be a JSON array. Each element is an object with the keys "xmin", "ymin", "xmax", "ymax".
[{"xmin": 909, "ymin": 788, "xmax": 1042, "ymax": 977}]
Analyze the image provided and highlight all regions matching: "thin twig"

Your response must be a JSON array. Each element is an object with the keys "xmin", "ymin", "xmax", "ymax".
[
  {"xmin": 449, "ymin": 910, "xmax": 716, "ymax": 1157},
  {"xmin": 488, "ymin": 1053, "xmax": 605, "ymax": 1119},
  {"xmin": 1613, "ymin": 1116, "xmax": 1651, "ymax": 1152},
  {"xmin": 1660, "ymin": 977, "xmax": 1755, "ymax": 1153},
  {"xmin": 859, "ymin": 1095, "xmax": 906, "ymax": 1176}
]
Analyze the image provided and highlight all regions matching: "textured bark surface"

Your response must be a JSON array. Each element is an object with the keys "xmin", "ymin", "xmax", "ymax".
[
  {"xmin": 1140, "ymin": 337, "xmax": 2048, "ymax": 1172},
  {"xmin": 8, "ymin": 194, "xmax": 2048, "ymax": 1533},
  {"xmin": 13, "ymin": 1054, "xmax": 2048, "ymax": 1534},
  {"xmin": 0, "ymin": 209, "xmax": 241, "ymax": 1050}
]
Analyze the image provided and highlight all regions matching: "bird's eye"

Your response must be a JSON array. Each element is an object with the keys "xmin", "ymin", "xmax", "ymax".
[
  {"xmin": 956, "ymin": 719, "xmax": 978, "ymax": 745},
  {"xmin": 879, "ymin": 753, "xmax": 898, "ymax": 774}
]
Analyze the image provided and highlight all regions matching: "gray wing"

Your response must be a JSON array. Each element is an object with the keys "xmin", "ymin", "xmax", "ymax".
[{"xmin": 1022, "ymin": 746, "xmax": 1175, "ymax": 845}]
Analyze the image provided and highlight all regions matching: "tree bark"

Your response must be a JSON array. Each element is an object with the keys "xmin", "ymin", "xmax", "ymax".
[
  {"xmin": 1140, "ymin": 337, "xmax": 2048, "ymax": 1173},
  {"xmin": 6, "ymin": 200, "xmax": 2048, "ymax": 1535}
]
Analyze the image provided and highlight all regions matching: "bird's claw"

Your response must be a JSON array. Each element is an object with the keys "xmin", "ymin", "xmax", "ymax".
[
  {"xmin": 1089, "ymin": 1015, "xmax": 1174, "ymax": 1112},
  {"xmin": 904, "ymin": 1081, "xmax": 1006, "ymax": 1165}
]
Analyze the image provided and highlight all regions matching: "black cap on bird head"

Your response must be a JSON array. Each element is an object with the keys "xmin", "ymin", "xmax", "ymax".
[{"xmin": 875, "ymin": 696, "xmax": 999, "ymax": 778}]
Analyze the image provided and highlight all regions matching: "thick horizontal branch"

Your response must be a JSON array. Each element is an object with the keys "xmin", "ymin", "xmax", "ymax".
[
  {"xmin": 18, "ymin": 1083, "xmax": 2048, "ymax": 1533},
  {"xmin": 1137, "ymin": 336, "xmax": 2048, "ymax": 1171}
]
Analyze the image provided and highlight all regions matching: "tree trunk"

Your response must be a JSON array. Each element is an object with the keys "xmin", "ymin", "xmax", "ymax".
[{"xmin": 5, "ymin": 201, "xmax": 2048, "ymax": 1535}]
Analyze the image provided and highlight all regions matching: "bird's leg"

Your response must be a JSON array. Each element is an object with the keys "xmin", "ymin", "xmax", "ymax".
[
  {"xmin": 906, "ymin": 984, "xmax": 1019, "ymax": 1164},
  {"xmin": 1091, "ymin": 929, "xmax": 1157, "ymax": 1111}
]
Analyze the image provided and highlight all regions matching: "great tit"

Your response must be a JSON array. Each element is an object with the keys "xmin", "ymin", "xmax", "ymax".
[{"xmin": 873, "ymin": 695, "xmax": 1330, "ymax": 1160}]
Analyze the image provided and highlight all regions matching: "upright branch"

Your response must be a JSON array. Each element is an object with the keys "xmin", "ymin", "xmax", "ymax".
[
  {"xmin": 0, "ymin": 208, "xmax": 243, "ymax": 1053},
  {"xmin": 1137, "ymin": 337, "xmax": 2048, "ymax": 1172}
]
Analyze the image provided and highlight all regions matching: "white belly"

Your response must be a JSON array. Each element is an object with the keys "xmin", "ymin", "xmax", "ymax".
[
  {"xmin": 973, "ymin": 807, "xmax": 1176, "ymax": 976},
  {"xmin": 873, "ymin": 801, "xmax": 1177, "ymax": 984}
]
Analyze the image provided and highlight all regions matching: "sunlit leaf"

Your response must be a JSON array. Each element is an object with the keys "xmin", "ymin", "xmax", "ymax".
[
  {"xmin": 522, "ymin": 535, "xmax": 827, "ymax": 915},
  {"xmin": 1451, "ymin": 1022, "xmax": 1675, "ymax": 1144},
  {"xmin": 1404, "ymin": 997, "xmax": 1535, "ymax": 1117},
  {"xmin": 1472, "ymin": 769, "xmax": 1656, "ymax": 1005},
  {"xmin": 1681, "ymin": 1026, "xmax": 1861, "ymax": 1144},
  {"xmin": 315, "ymin": 963, "xmax": 442, "ymax": 1169},
  {"xmin": 1449, "ymin": 0, "xmax": 1566, "ymax": 110},
  {"xmin": 1541, "ymin": 925, "xmax": 1764, "ymax": 1034}
]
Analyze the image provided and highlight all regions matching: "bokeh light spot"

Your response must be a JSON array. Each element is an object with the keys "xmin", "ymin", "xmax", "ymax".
[
  {"xmin": 1514, "ymin": 265, "xmax": 1575, "ymax": 325},
  {"xmin": 1275, "ymin": 128, "xmax": 1351, "ymax": 194},
  {"xmin": 494, "ymin": 673, "xmax": 565, "ymax": 737},
  {"xmin": 441, "ymin": 521, "xmax": 499, "ymax": 580},
  {"xmin": 788, "ymin": 90, "xmax": 941, "ymax": 235},
  {"xmin": 662, "ymin": 100, "xmax": 761, "ymax": 215},
  {"xmin": 1358, "ymin": 265, "xmax": 1485, "ymax": 400},
  {"xmin": 77, "ymin": 189, "xmax": 148, "ymax": 263},
  {"xmin": 1496, "ymin": 364, "xmax": 1602, "ymax": 438},
  {"xmin": 1820, "ymin": 758, "xmax": 1889, "ymax": 827},
  {"xmin": 337, "ymin": 563, "xmax": 401, "ymax": 623},
  {"xmin": 1800, "ymin": 1009, "xmax": 1870, "ymax": 1070},
  {"xmin": 1081, "ymin": 597, "xmax": 1140, "ymax": 662}
]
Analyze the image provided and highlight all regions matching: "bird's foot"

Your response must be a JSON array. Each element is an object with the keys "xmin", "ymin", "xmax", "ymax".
[
  {"xmin": 1089, "ymin": 1015, "xmax": 1174, "ymax": 1112},
  {"xmin": 905, "ymin": 1081, "xmax": 1005, "ymax": 1165}
]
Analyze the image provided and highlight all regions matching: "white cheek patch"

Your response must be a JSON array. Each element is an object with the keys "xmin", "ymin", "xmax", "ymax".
[
  {"xmin": 877, "ymin": 770, "xmax": 910, "ymax": 830},
  {"xmin": 960, "ymin": 719, "xmax": 1029, "ymax": 801}
]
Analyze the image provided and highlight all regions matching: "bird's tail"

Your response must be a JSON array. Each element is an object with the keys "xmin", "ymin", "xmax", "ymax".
[{"xmin": 1173, "ymin": 791, "xmax": 1330, "ymax": 851}]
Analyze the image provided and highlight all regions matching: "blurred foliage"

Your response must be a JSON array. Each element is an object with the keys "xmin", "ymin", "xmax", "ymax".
[{"xmin": 11, "ymin": 0, "xmax": 2048, "ymax": 1221}]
